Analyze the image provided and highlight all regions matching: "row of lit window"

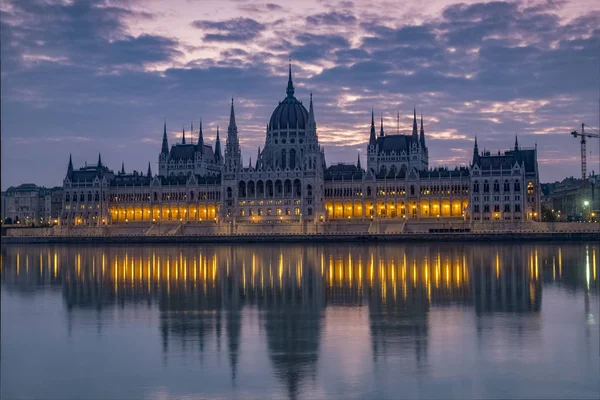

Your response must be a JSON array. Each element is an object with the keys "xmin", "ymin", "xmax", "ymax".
[
  {"xmin": 238, "ymin": 199, "xmax": 302, "ymax": 206},
  {"xmin": 240, "ymin": 207, "xmax": 303, "ymax": 217}
]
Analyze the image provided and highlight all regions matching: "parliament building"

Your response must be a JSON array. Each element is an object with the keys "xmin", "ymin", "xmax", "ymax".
[{"xmin": 61, "ymin": 65, "xmax": 541, "ymax": 230}]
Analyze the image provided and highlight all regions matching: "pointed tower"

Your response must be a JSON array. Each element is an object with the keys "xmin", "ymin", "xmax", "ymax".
[
  {"xmin": 121, "ymin": 162, "xmax": 125, "ymax": 175},
  {"xmin": 286, "ymin": 59, "xmax": 294, "ymax": 98},
  {"xmin": 379, "ymin": 115, "xmax": 384, "ymax": 137},
  {"xmin": 357, "ymin": 153, "xmax": 362, "ymax": 170},
  {"xmin": 182, "ymin": 126, "xmax": 186, "ymax": 144},
  {"xmin": 412, "ymin": 107, "xmax": 418, "ymax": 141},
  {"xmin": 197, "ymin": 119, "xmax": 204, "ymax": 154},
  {"xmin": 224, "ymin": 98, "xmax": 241, "ymax": 172},
  {"xmin": 161, "ymin": 120, "xmax": 169, "ymax": 155},
  {"xmin": 147, "ymin": 162, "xmax": 152, "ymax": 177},
  {"xmin": 214, "ymin": 126, "xmax": 222, "ymax": 163},
  {"xmin": 419, "ymin": 113, "xmax": 426, "ymax": 149},
  {"xmin": 307, "ymin": 92, "xmax": 317, "ymax": 134},
  {"xmin": 514, "ymin": 134, "xmax": 519, "ymax": 151},
  {"xmin": 256, "ymin": 146, "xmax": 261, "ymax": 170},
  {"xmin": 369, "ymin": 109, "xmax": 376, "ymax": 146},
  {"xmin": 67, "ymin": 154, "xmax": 74, "ymax": 178},
  {"xmin": 97, "ymin": 153, "xmax": 103, "ymax": 169},
  {"xmin": 472, "ymin": 137, "xmax": 480, "ymax": 165}
]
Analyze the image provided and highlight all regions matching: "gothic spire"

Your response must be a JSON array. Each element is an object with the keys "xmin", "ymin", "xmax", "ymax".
[
  {"xmin": 286, "ymin": 58, "xmax": 295, "ymax": 98},
  {"xmin": 191, "ymin": 121, "xmax": 194, "ymax": 143},
  {"xmin": 369, "ymin": 109, "xmax": 376, "ymax": 146},
  {"xmin": 357, "ymin": 153, "xmax": 362, "ymax": 170},
  {"xmin": 97, "ymin": 153, "xmax": 102, "ymax": 169},
  {"xmin": 308, "ymin": 92, "xmax": 316, "ymax": 128},
  {"xmin": 182, "ymin": 126, "xmax": 186, "ymax": 144},
  {"xmin": 514, "ymin": 134, "xmax": 519, "ymax": 151},
  {"xmin": 67, "ymin": 154, "xmax": 73, "ymax": 177},
  {"xmin": 147, "ymin": 162, "xmax": 152, "ymax": 177},
  {"xmin": 161, "ymin": 120, "xmax": 169, "ymax": 155},
  {"xmin": 412, "ymin": 106, "xmax": 418, "ymax": 139},
  {"xmin": 380, "ymin": 114, "xmax": 384, "ymax": 137},
  {"xmin": 228, "ymin": 98, "xmax": 237, "ymax": 131},
  {"xmin": 197, "ymin": 119, "xmax": 204, "ymax": 154},
  {"xmin": 249, "ymin": 156, "xmax": 252, "ymax": 169},
  {"xmin": 214, "ymin": 126, "xmax": 222, "ymax": 162},
  {"xmin": 256, "ymin": 146, "xmax": 260, "ymax": 169},
  {"xmin": 472, "ymin": 137, "xmax": 480, "ymax": 165},
  {"xmin": 121, "ymin": 162, "xmax": 125, "ymax": 175},
  {"xmin": 419, "ymin": 112, "xmax": 426, "ymax": 149},
  {"xmin": 225, "ymin": 99, "xmax": 241, "ymax": 171}
]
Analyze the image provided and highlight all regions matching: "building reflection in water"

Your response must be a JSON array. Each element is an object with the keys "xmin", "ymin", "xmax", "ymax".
[{"xmin": 1, "ymin": 243, "xmax": 598, "ymax": 398}]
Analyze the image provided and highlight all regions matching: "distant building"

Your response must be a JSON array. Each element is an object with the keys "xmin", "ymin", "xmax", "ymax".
[
  {"xmin": 56, "ymin": 63, "xmax": 541, "ymax": 227},
  {"xmin": 2, "ymin": 184, "xmax": 62, "ymax": 225},
  {"xmin": 543, "ymin": 173, "xmax": 599, "ymax": 221}
]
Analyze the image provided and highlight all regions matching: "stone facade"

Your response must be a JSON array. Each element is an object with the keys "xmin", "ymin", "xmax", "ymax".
[
  {"xmin": 58, "ymin": 64, "xmax": 541, "ymax": 227},
  {"xmin": 2, "ymin": 184, "xmax": 63, "ymax": 225}
]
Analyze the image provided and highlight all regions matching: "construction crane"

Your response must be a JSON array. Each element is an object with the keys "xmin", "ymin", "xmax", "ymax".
[{"xmin": 571, "ymin": 123, "xmax": 600, "ymax": 181}]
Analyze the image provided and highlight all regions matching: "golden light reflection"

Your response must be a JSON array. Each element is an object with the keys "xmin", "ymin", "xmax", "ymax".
[{"xmin": 3, "ymin": 244, "xmax": 597, "ymax": 313}]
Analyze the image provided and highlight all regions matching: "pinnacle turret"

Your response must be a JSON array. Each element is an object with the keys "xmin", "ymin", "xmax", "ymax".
[
  {"xmin": 197, "ymin": 119, "xmax": 204, "ymax": 154},
  {"xmin": 67, "ymin": 154, "xmax": 73, "ymax": 177},
  {"xmin": 379, "ymin": 115, "xmax": 384, "ymax": 137},
  {"xmin": 182, "ymin": 126, "xmax": 186, "ymax": 144},
  {"xmin": 369, "ymin": 109, "xmax": 376, "ymax": 146},
  {"xmin": 514, "ymin": 134, "xmax": 519, "ymax": 151},
  {"xmin": 161, "ymin": 120, "xmax": 169, "ymax": 155},
  {"xmin": 357, "ymin": 153, "xmax": 362, "ymax": 170},
  {"xmin": 412, "ymin": 106, "xmax": 418, "ymax": 139},
  {"xmin": 419, "ymin": 113, "xmax": 426, "ymax": 149},
  {"xmin": 147, "ymin": 162, "xmax": 152, "ymax": 177},
  {"xmin": 308, "ymin": 92, "xmax": 316, "ymax": 128},
  {"xmin": 97, "ymin": 153, "xmax": 102, "ymax": 169},
  {"xmin": 472, "ymin": 137, "xmax": 480, "ymax": 165},
  {"xmin": 214, "ymin": 126, "xmax": 222, "ymax": 162},
  {"xmin": 121, "ymin": 162, "xmax": 125, "ymax": 175}
]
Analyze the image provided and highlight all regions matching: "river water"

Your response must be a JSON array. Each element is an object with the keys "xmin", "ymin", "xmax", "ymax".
[{"xmin": 1, "ymin": 242, "xmax": 599, "ymax": 399}]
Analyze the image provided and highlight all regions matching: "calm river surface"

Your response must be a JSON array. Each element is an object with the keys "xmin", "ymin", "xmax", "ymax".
[{"xmin": 1, "ymin": 242, "xmax": 599, "ymax": 399}]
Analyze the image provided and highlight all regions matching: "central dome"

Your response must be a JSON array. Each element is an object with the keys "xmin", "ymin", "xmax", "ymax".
[{"xmin": 269, "ymin": 64, "xmax": 309, "ymax": 130}]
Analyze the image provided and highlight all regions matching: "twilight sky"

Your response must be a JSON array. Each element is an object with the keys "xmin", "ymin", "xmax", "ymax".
[{"xmin": 1, "ymin": 0, "xmax": 599, "ymax": 189}]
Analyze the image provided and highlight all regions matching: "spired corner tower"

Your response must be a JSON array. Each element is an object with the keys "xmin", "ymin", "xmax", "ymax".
[{"xmin": 221, "ymin": 63, "xmax": 326, "ymax": 227}]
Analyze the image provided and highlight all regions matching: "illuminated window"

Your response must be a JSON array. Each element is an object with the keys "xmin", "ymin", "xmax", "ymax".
[
  {"xmin": 527, "ymin": 181, "xmax": 534, "ymax": 194},
  {"xmin": 295, "ymin": 208, "xmax": 300, "ymax": 216},
  {"xmin": 276, "ymin": 208, "xmax": 281, "ymax": 216},
  {"xmin": 267, "ymin": 208, "xmax": 272, "ymax": 216}
]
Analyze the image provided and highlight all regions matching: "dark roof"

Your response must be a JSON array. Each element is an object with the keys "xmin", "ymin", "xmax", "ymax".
[
  {"xmin": 269, "ymin": 96, "xmax": 309, "ymax": 130},
  {"xmin": 203, "ymin": 144, "xmax": 215, "ymax": 160},
  {"xmin": 325, "ymin": 164, "xmax": 364, "ymax": 180},
  {"xmin": 375, "ymin": 134, "xmax": 417, "ymax": 154},
  {"xmin": 169, "ymin": 144, "xmax": 196, "ymax": 161},
  {"xmin": 70, "ymin": 165, "xmax": 110, "ymax": 182},
  {"xmin": 110, "ymin": 174, "xmax": 153, "ymax": 187},
  {"xmin": 476, "ymin": 149, "xmax": 536, "ymax": 173}
]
